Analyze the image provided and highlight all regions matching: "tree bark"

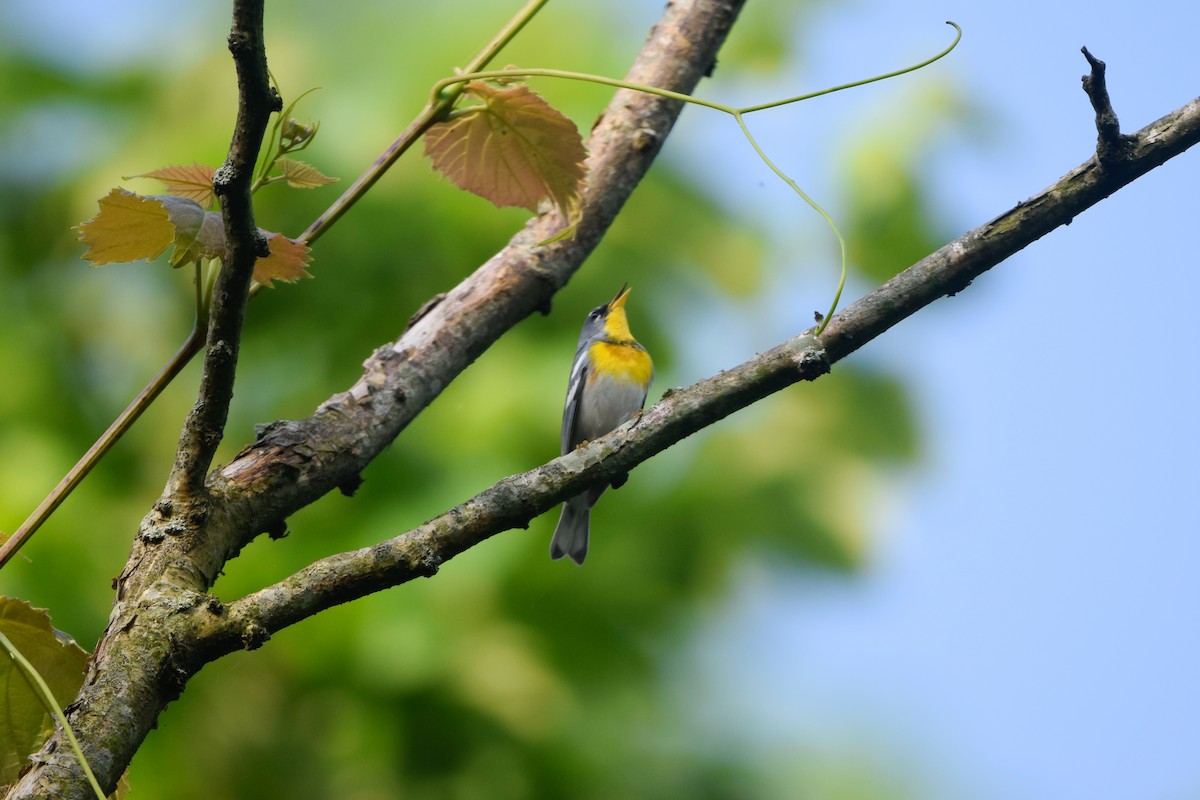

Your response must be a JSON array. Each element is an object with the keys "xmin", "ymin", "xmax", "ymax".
[
  {"xmin": 6, "ymin": 1, "xmax": 747, "ymax": 797},
  {"xmin": 202, "ymin": 88, "xmax": 1200, "ymax": 642},
  {"xmin": 9, "ymin": 6, "xmax": 1200, "ymax": 797}
]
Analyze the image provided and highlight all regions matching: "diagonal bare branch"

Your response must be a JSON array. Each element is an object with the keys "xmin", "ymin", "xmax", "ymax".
[{"xmin": 204, "ymin": 81, "xmax": 1200, "ymax": 648}]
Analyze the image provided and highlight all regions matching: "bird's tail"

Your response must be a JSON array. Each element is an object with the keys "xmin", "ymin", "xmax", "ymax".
[{"xmin": 550, "ymin": 498, "xmax": 590, "ymax": 565}]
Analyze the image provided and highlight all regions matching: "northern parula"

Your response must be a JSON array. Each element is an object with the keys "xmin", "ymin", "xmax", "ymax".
[{"xmin": 550, "ymin": 284, "xmax": 654, "ymax": 565}]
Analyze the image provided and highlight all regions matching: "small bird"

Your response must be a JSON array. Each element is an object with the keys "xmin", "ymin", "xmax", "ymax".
[{"xmin": 550, "ymin": 284, "xmax": 654, "ymax": 565}]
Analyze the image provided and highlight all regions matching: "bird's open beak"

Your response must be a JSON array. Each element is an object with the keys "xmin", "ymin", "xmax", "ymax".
[{"xmin": 608, "ymin": 283, "xmax": 631, "ymax": 311}]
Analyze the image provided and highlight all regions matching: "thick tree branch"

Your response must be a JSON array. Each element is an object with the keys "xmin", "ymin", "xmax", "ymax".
[
  {"xmin": 13, "ymin": 9, "xmax": 1195, "ymax": 790},
  {"xmin": 208, "ymin": 337, "xmax": 830, "ymax": 641},
  {"xmin": 6, "ymin": 2, "xmax": 281, "ymax": 798},
  {"xmin": 5, "ymin": 3, "xmax": 745, "ymax": 798},
  {"xmin": 193, "ymin": 0, "xmax": 747, "ymax": 595},
  {"xmin": 205, "ymin": 81, "xmax": 1200, "ymax": 646}
]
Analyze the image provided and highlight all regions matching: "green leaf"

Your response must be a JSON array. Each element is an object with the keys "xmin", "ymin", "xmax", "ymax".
[{"xmin": 0, "ymin": 598, "xmax": 88, "ymax": 788}]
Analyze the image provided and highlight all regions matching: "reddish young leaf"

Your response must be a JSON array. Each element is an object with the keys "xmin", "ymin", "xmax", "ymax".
[
  {"xmin": 253, "ymin": 232, "xmax": 312, "ymax": 286},
  {"xmin": 76, "ymin": 189, "xmax": 175, "ymax": 265},
  {"xmin": 130, "ymin": 164, "xmax": 218, "ymax": 208},
  {"xmin": 424, "ymin": 82, "xmax": 587, "ymax": 222}
]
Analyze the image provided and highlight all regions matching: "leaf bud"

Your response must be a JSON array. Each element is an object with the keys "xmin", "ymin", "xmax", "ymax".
[{"xmin": 281, "ymin": 117, "xmax": 316, "ymax": 146}]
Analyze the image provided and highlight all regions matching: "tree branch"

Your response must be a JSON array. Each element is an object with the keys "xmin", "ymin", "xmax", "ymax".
[
  {"xmin": 4, "ymin": 3, "xmax": 745, "ymax": 798},
  {"xmin": 6, "ymin": 2, "xmax": 279, "ymax": 798},
  {"xmin": 10, "ymin": 8, "xmax": 1195, "ymax": 787},
  {"xmin": 169, "ymin": 0, "xmax": 280, "ymax": 500},
  {"xmin": 189, "ymin": 0, "xmax": 749, "ymax": 594},
  {"xmin": 203, "ymin": 80, "xmax": 1200, "ymax": 648},
  {"xmin": 823, "ymin": 91, "xmax": 1199, "ymax": 362},
  {"xmin": 208, "ymin": 337, "xmax": 830, "ymax": 642},
  {"xmin": 1081, "ymin": 46, "xmax": 1135, "ymax": 167}
]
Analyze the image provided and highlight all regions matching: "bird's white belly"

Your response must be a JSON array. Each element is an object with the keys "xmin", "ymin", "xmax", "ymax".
[{"xmin": 575, "ymin": 373, "xmax": 646, "ymax": 444}]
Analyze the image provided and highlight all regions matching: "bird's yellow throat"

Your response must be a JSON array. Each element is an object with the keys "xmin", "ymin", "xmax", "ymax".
[{"xmin": 588, "ymin": 337, "xmax": 653, "ymax": 386}]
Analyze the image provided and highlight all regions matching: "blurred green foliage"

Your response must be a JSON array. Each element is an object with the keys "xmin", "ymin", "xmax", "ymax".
[
  {"xmin": 0, "ymin": 1, "xmax": 962, "ymax": 797},
  {"xmin": 840, "ymin": 83, "xmax": 980, "ymax": 282}
]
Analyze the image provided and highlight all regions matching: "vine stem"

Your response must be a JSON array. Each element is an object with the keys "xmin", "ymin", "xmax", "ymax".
[
  {"xmin": 427, "ymin": 21, "xmax": 960, "ymax": 333},
  {"xmin": 738, "ymin": 21, "xmax": 962, "ymax": 113},
  {"xmin": 731, "ymin": 112, "xmax": 846, "ymax": 332},
  {"xmin": 428, "ymin": 21, "xmax": 961, "ymax": 114},
  {"xmin": 427, "ymin": 22, "xmax": 960, "ymax": 336}
]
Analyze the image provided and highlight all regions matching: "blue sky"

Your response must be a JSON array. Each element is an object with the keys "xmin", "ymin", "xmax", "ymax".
[
  {"xmin": 4, "ymin": 1, "xmax": 1197, "ymax": 798},
  {"xmin": 663, "ymin": 2, "xmax": 1200, "ymax": 798}
]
